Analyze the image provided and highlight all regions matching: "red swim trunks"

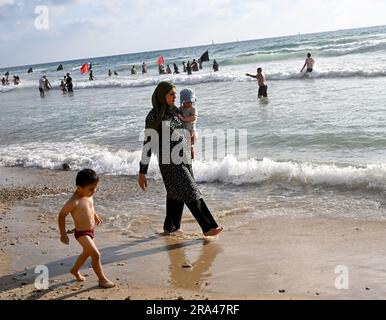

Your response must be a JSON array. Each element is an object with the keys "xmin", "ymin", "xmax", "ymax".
[{"xmin": 74, "ymin": 228, "xmax": 95, "ymax": 240}]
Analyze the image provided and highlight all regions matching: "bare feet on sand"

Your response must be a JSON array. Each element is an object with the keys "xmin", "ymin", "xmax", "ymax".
[
  {"xmin": 162, "ymin": 229, "xmax": 183, "ymax": 236},
  {"xmin": 204, "ymin": 227, "xmax": 224, "ymax": 237},
  {"xmin": 171, "ymin": 229, "xmax": 184, "ymax": 235},
  {"xmin": 99, "ymin": 279, "xmax": 116, "ymax": 289},
  {"xmin": 70, "ymin": 269, "xmax": 86, "ymax": 282}
]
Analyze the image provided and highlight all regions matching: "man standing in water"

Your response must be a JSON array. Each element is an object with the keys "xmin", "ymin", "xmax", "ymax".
[
  {"xmin": 301, "ymin": 53, "xmax": 315, "ymax": 73},
  {"xmin": 38, "ymin": 75, "xmax": 46, "ymax": 97},
  {"xmin": 246, "ymin": 67, "xmax": 268, "ymax": 99},
  {"xmin": 142, "ymin": 62, "xmax": 147, "ymax": 74}
]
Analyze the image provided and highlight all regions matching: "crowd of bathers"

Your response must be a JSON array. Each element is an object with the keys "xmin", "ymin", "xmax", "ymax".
[
  {"xmin": 157, "ymin": 59, "xmax": 219, "ymax": 75},
  {"xmin": 2, "ymin": 57, "xmax": 220, "ymax": 98},
  {"xmin": 38, "ymin": 73, "xmax": 73, "ymax": 97},
  {"xmin": 125, "ymin": 59, "xmax": 219, "ymax": 77},
  {"xmin": 2, "ymin": 72, "xmax": 20, "ymax": 86}
]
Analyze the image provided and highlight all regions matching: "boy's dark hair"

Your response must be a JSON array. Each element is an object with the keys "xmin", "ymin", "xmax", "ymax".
[{"xmin": 76, "ymin": 169, "xmax": 99, "ymax": 187}]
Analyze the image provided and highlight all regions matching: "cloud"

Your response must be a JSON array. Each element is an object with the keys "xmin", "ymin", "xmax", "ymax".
[
  {"xmin": 0, "ymin": 0, "xmax": 14, "ymax": 7},
  {"xmin": 1, "ymin": 0, "xmax": 386, "ymax": 67}
]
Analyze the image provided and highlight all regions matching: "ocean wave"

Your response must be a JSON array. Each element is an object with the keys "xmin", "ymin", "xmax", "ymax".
[
  {"xmin": 4, "ymin": 73, "xmax": 243, "ymax": 90},
  {"xmin": 267, "ymin": 69, "xmax": 386, "ymax": 80},
  {"xmin": 0, "ymin": 86, "xmax": 15, "ymax": 93},
  {"xmin": 4, "ymin": 67, "xmax": 386, "ymax": 92},
  {"xmin": 221, "ymin": 52, "xmax": 303, "ymax": 65},
  {"xmin": 193, "ymin": 156, "xmax": 386, "ymax": 191},
  {"xmin": 72, "ymin": 65, "xmax": 83, "ymax": 71},
  {"xmin": 220, "ymin": 38, "xmax": 386, "ymax": 66},
  {"xmin": 321, "ymin": 40, "xmax": 386, "ymax": 57},
  {"xmin": 0, "ymin": 142, "xmax": 144, "ymax": 176},
  {"xmin": 1, "ymin": 142, "xmax": 386, "ymax": 191}
]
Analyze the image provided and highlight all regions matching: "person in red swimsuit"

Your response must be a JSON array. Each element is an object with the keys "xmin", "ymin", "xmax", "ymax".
[{"xmin": 58, "ymin": 169, "xmax": 115, "ymax": 288}]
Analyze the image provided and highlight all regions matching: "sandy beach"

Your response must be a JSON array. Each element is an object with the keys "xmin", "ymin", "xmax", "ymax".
[{"xmin": 1, "ymin": 166, "xmax": 386, "ymax": 300}]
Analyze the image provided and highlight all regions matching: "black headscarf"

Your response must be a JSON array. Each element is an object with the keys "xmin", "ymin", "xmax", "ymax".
[{"xmin": 147, "ymin": 81, "xmax": 176, "ymax": 130}]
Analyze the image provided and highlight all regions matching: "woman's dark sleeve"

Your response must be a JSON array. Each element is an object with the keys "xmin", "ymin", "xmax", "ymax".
[{"xmin": 139, "ymin": 110, "xmax": 155, "ymax": 174}]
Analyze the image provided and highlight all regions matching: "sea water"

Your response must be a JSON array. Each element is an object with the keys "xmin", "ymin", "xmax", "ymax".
[{"xmin": 1, "ymin": 25, "xmax": 386, "ymax": 233}]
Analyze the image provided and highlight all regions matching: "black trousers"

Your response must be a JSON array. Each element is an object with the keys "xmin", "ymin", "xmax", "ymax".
[{"xmin": 164, "ymin": 198, "xmax": 218, "ymax": 234}]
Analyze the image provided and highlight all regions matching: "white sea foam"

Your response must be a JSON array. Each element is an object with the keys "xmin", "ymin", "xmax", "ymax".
[
  {"xmin": 193, "ymin": 156, "xmax": 386, "ymax": 190},
  {"xmin": 2, "ymin": 73, "xmax": 242, "ymax": 90},
  {"xmin": 0, "ymin": 86, "xmax": 14, "ymax": 93},
  {"xmin": 6, "ymin": 67, "xmax": 386, "ymax": 92},
  {"xmin": 1, "ymin": 142, "xmax": 386, "ymax": 191},
  {"xmin": 268, "ymin": 69, "xmax": 386, "ymax": 80},
  {"xmin": 0, "ymin": 142, "xmax": 146, "ymax": 176}
]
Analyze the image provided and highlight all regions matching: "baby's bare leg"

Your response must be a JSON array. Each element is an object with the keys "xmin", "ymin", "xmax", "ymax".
[{"xmin": 76, "ymin": 236, "xmax": 115, "ymax": 288}]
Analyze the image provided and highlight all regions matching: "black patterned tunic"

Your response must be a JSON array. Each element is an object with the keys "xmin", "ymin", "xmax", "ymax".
[{"xmin": 139, "ymin": 106, "xmax": 201, "ymax": 203}]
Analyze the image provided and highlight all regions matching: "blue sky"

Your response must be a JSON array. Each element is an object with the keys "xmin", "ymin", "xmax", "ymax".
[{"xmin": 1, "ymin": 0, "xmax": 386, "ymax": 68}]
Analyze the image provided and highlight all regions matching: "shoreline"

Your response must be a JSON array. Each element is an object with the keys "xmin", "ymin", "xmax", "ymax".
[{"xmin": 1, "ymin": 166, "xmax": 386, "ymax": 300}]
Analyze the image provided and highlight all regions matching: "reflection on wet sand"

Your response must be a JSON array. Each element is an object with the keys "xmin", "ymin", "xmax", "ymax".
[{"xmin": 164, "ymin": 237, "xmax": 223, "ymax": 290}]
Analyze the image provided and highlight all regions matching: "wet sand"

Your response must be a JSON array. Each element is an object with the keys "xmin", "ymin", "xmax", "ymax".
[{"xmin": 1, "ymin": 166, "xmax": 386, "ymax": 300}]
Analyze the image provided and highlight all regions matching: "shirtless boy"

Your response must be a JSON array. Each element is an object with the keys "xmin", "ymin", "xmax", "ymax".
[
  {"xmin": 58, "ymin": 169, "xmax": 115, "ymax": 288},
  {"xmin": 301, "ymin": 53, "xmax": 315, "ymax": 73},
  {"xmin": 246, "ymin": 67, "xmax": 268, "ymax": 98}
]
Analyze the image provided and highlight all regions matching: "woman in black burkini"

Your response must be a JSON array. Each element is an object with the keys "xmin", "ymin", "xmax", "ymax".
[
  {"xmin": 66, "ymin": 73, "xmax": 73, "ymax": 93},
  {"xmin": 138, "ymin": 81, "xmax": 223, "ymax": 237}
]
